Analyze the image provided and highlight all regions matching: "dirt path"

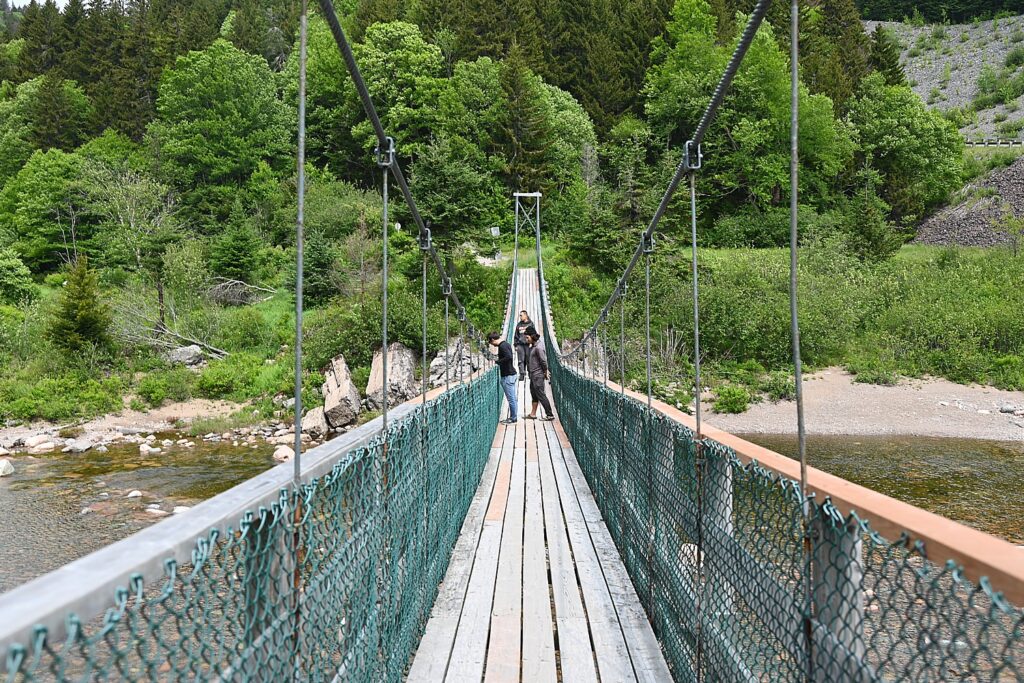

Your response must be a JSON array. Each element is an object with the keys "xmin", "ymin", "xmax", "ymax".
[{"xmin": 704, "ymin": 368, "xmax": 1024, "ymax": 440}]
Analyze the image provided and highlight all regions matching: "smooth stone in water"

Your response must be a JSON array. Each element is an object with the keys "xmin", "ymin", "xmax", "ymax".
[
  {"xmin": 273, "ymin": 445, "xmax": 294, "ymax": 463},
  {"xmin": 127, "ymin": 490, "xmax": 143, "ymax": 498}
]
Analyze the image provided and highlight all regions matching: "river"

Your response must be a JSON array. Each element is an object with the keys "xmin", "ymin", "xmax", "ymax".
[
  {"xmin": 2, "ymin": 432, "xmax": 1021, "ymax": 595},
  {"xmin": 0, "ymin": 436, "xmax": 274, "ymax": 593},
  {"xmin": 740, "ymin": 433, "xmax": 1024, "ymax": 544}
]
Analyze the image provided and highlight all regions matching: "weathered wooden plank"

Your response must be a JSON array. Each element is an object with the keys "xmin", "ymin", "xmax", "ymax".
[
  {"xmin": 407, "ymin": 443, "xmax": 504, "ymax": 682},
  {"xmin": 486, "ymin": 460, "xmax": 512, "ymax": 522},
  {"xmin": 521, "ymin": 422, "xmax": 557, "ymax": 682},
  {"xmin": 542, "ymin": 420, "xmax": 637, "ymax": 683},
  {"xmin": 445, "ymin": 519, "xmax": 504, "ymax": 681},
  {"xmin": 559, "ymin": 442, "xmax": 673, "ymax": 683},
  {"xmin": 484, "ymin": 429, "xmax": 525, "ymax": 683},
  {"xmin": 536, "ymin": 421, "xmax": 599, "ymax": 683}
]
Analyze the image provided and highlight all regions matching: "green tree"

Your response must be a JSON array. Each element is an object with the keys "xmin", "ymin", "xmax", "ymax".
[
  {"xmin": 0, "ymin": 76, "xmax": 93, "ymax": 184},
  {"xmin": 17, "ymin": 0, "xmax": 61, "ymax": 77},
  {"xmin": 46, "ymin": 254, "xmax": 111, "ymax": 352},
  {"xmin": 58, "ymin": 0, "xmax": 88, "ymax": 82},
  {"xmin": 841, "ymin": 170, "xmax": 904, "ymax": 261},
  {"xmin": 210, "ymin": 204, "xmax": 263, "ymax": 282},
  {"xmin": 0, "ymin": 148, "xmax": 85, "ymax": 271},
  {"xmin": 645, "ymin": 0, "xmax": 852, "ymax": 220},
  {"xmin": 148, "ymin": 39, "xmax": 292, "ymax": 228},
  {"xmin": 497, "ymin": 44, "xmax": 554, "ymax": 192},
  {"xmin": 869, "ymin": 24, "xmax": 905, "ymax": 86},
  {"xmin": 0, "ymin": 246, "xmax": 37, "ymax": 304},
  {"xmin": 847, "ymin": 73, "xmax": 963, "ymax": 223}
]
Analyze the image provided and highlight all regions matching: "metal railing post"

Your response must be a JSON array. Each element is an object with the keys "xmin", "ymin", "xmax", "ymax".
[{"xmin": 811, "ymin": 510, "xmax": 866, "ymax": 683}]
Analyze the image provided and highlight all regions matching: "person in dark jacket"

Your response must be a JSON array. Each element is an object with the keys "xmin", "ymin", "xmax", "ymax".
[
  {"xmin": 524, "ymin": 327, "xmax": 554, "ymax": 421},
  {"xmin": 514, "ymin": 310, "xmax": 532, "ymax": 381},
  {"xmin": 489, "ymin": 332, "xmax": 518, "ymax": 423}
]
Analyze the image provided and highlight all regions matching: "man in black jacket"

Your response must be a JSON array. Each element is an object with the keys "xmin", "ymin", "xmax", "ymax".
[
  {"xmin": 514, "ymin": 311, "xmax": 533, "ymax": 381},
  {"xmin": 489, "ymin": 332, "xmax": 518, "ymax": 424}
]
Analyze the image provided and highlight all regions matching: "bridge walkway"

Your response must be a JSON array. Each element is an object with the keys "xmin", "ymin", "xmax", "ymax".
[{"xmin": 408, "ymin": 271, "xmax": 671, "ymax": 682}]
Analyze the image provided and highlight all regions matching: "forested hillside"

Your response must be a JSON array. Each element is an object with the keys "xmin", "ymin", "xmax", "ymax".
[{"xmin": 0, "ymin": 0, "xmax": 1019, "ymax": 425}]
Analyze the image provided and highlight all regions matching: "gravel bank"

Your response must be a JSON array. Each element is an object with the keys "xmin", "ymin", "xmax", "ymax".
[{"xmin": 705, "ymin": 368, "xmax": 1024, "ymax": 440}]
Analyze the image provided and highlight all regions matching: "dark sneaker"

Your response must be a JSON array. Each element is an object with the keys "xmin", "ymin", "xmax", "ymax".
[{"xmin": 501, "ymin": 418, "xmax": 517, "ymax": 425}]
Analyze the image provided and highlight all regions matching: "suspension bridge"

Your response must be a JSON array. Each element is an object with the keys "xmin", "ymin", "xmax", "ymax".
[{"xmin": 2, "ymin": 0, "xmax": 1024, "ymax": 679}]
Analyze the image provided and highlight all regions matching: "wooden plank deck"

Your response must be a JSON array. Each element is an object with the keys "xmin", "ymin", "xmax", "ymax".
[{"xmin": 408, "ymin": 269, "xmax": 672, "ymax": 683}]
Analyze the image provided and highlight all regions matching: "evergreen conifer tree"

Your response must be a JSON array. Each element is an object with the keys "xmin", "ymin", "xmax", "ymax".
[
  {"xmin": 28, "ymin": 74, "xmax": 94, "ymax": 151},
  {"xmin": 47, "ymin": 255, "xmax": 111, "ymax": 352},
  {"xmin": 210, "ymin": 203, "xmax": 262, "ymax": 283},
  {"xmin": 58, "ymin": 0, "xmax": 88, "ymax": 83},
  {"xmin": 497, "ymin": 44, "xmax": 553, "ymax": 192},
  {"xmin": 18, "ymin": 0, "xmax": 63, "ymax": 77},
  {"xmin": 870, "ymin": 24, "xmax": 905, "ymax": 86}
]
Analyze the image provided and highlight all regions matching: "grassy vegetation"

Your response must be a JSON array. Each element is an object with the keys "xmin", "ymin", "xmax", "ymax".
[{"xmin": 548, "ymin": 243, "xmax": 1024, "ymax": 412}]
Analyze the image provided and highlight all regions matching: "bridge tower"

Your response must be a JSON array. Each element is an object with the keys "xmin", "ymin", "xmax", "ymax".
[{"xmin": 513, "ymin": 191, "xmax": 541, "ymax": 251}]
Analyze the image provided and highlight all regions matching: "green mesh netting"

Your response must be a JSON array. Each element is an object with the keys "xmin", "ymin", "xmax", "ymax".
[
  {"xmin": 540, "ymin": 274, "xmax": 1024, "ymax": 682},
  {"xmin": 3, "ymin": 368, "xmax": 501, "ymax": 682}
]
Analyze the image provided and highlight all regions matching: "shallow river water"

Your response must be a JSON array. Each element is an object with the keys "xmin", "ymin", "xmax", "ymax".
[
  {"xmin": 1, "ymin": 432, "xmax": 1021, "ymax": 595},
  {"xmin": 740, "ymin": 433, "xmax": 1024, "ymax": 545},
  {"xmin": 0, "ymin": 436, "xmax": 274, "ymax": 593}
]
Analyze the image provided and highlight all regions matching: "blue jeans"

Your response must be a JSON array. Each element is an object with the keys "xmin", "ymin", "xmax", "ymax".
[{"xmin": 500, "ymin": 374, "xmax": 518, "ymax": 421}]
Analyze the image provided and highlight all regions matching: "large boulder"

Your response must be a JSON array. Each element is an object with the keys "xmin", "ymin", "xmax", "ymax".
[
  {"xmin": 366, "ymin": 342, "xmax": 418, "ymax": 410},
  {"xmin": 303, "ymin": 406, "xmax": 329, "ymax": 437},
  {"xmin": 165, "ymin": 345, "xmax": 205, "ymax": 366},
  {"xmin": 0, "ymin": 459, "xmax": 13, "ymax": 477},
  {"xmin": 428, "ymin": 338, "xmax": 482, "ymax": 388},
  {"xmin": 322, "ymin": 355, "xmax": 361, "ymax": 428}
]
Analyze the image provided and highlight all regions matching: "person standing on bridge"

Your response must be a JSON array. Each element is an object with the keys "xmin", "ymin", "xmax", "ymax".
[
  {"xmin": 514, "ymin": 310, "xmax": 533, "ymax": 381},
  {"xmin": 524, "ymin": 327, "xmax": 554, "ymax": 421},
  {"xmin": 489, "ymin": 332, "xmax": 518, "ymax": 424}
]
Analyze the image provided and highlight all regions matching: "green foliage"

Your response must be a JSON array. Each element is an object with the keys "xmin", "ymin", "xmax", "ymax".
[
  {"xmin": 0, "ymin": 246, "xmax": 36, "ymax": 304},
  {"xmin": 137, "ymin": 367, "xmax": 193, "ymax": 407},
  {"xmin": 46, "ymin": 256, "xmax": 111, "ymax": 353},
  {"xmin": 148, "ymin": 39, "xmax": 291, "ymax": 229},
  {"xmin": 645, "ymin": 0, "xmax": 853, "ymax": 220},
  {"xmin": 0, "ymin": 373, "xmax": 123, "ymax": 421},
  {"xmin": 870, "ymin": 25, "xmax": 906, "ymax": 86},
  {"xmin": 759, "ymin": 370, "xmax": 796, "ymax": 401},
  {"xmin": 0, "ymin": 76, "xmax": 92, "ymax": 185},
  {"xmin": 847, "ymin": 73, "xmax": 964, "ymax": 223},
  {"xmin": 1007, "ymin": 46, "xmax": 1024, "ymax": 68},
  {"xmin": 713, "ymin": 385, "xmax": 750, "ymax": 413},
  {"xmin": 210, "ymin": 208, "xmax": 263, "ymax": 283}
]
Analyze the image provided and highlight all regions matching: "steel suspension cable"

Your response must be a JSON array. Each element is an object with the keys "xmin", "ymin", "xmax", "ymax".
[
  {"xmin": 381, "ymin": 164, "xmax": 389, "ymax": 434},
  {"xmin": 559, "ymin": 0, "xmax": 772, "ymax": 361},
  {"xmin": 689, "ymin": 172, "xmax": 703, "ymax": 441},
  {"xmin": 314, "ymin": 0, "xmax": 476, "ymax": 337},
  {"xmin": 292, "ymin": 0, "xmax": 308, "ymax": 488},
  {"xmin": 789, "ymin": 1, "xmax": 812, "ymax": 680}
]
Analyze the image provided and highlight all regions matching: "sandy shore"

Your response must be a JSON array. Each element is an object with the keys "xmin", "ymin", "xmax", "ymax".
[
  {"xmin": 0, "ymin": 399, "xmax": 241, "ymax": 449},
  {"xmin": 704, "ymin": 368, "xmax": 1024, "ymax": 441}
]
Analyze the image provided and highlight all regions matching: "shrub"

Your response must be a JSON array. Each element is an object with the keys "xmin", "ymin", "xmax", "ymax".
[
  {"xmin": 1007, "ymin": 46, "xmax": 1024, "ymax": 68},
  {"xmin": 759, "ymin": 371, "xmax": 796, "ymax": 402},
  {"xmin": 0, "ymin": 248, "xmax": 36, "ymax": 305},
  {"xmin": 46, "ymin": 256, "xmax": 111, "ymax": 353},
  {"xmin": 137, "ymin": 368, "xmax": 193, "ymax": 407},
  {"xmin": 0, "ymin": 374, "xmax": 123, "ymax": 422},
  {"xmin": 713, "ymin": 385, "xmax": 750, "ymax": 414}
]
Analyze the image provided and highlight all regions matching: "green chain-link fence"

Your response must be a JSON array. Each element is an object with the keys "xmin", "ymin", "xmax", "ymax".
[
  {"xmin": 2, "ymin": 367, "xmax": 500, "ymax": 682},
  {"xmin": 540, "ymin": 275, "xmax": 1024, "ymax": 682}
]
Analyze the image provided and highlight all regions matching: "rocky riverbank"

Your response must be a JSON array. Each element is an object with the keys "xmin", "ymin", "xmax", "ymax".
[{"xmin": 706, "ymin": 368, "xmax": 1024, "ymax": 440}]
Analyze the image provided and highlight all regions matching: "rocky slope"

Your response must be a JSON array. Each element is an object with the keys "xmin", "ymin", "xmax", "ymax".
[
  {"xmin": 914, "ymin": 156, "xmax": 1024, "ymax": 247},
  {"xmin": 865, "ymin": 15, "xmax": 1024, "ymax": 138}
]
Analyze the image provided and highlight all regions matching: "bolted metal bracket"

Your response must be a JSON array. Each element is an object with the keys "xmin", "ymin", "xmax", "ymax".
[
  {"xmin": 442, "ymin": 278, "xmax": 452, "ymax": 296},
  {"xmin": 457, "ymin": 306, "xmax": 466, "ymax": 322},
  {"xmin": 375, "ymin": 136, "xmax": 396, "ymax": 168},
  {"xmin": 419, "ymin": 227, "xmax": 432, "ymax": 251},
  {"xmin": 642, "ymin": 232, "xmax": 655, "ymax": 254},
  {"xmin": 683, "ymin": 140, "xmax": 702, "ymax": 171}
]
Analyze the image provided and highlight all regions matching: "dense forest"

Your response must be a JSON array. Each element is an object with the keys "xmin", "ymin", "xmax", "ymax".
[
  {"xmin": 0, "ymin": 0, "xmax": 1020, "ymax": 423},
  {"xmin": 856, "ymin": 0, "xmax": 1024, "ymax": 23}
]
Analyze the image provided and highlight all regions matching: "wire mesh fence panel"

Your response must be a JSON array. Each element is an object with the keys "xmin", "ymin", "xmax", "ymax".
[
  {"xmin": 543, "ymin": 278, "xmax": 1024, "ymax": 683},
  {"xmin": 4, "ymin": 369, "xmax": 500, "ymax": 683}
]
